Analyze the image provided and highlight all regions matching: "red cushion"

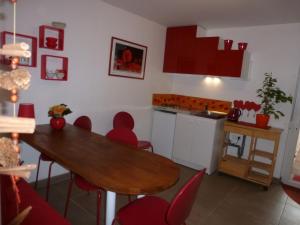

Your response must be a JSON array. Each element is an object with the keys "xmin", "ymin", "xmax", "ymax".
[
  {"xmin": 116, "ymin": 196, "xmax": 169, "ymax": 225},
  {"xmin": 1, "ymin": 176, "xmax": 71, "ymax": 225},
  {"xmin": 137, "ymin": 140, "xmax": 152, "ymax": 149},
  {"xmin": 74, "ymin": 175, "xmax": 99, "ymax": 191}
]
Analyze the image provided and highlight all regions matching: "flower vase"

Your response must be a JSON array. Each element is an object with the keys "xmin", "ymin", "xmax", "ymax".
[{"xmin": 50, "ymin": 117, "xmax": 66, "ymax": 130}]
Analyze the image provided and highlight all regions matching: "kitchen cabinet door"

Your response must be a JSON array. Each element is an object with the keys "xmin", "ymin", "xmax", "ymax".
[
  {"xmin": 190, "ymin": 117, "xmax": 220, "ymax": 174},
  {"xmin": 151, "ymin": 110, "xmax": 177, "ymax": 159},
  {"xmin": 172, "ymin": 113, "xmax": 224, "ymax": 174},
  {"xmin": 172, "ymin": 114, "xmax": 194, "ymax": 163},
  {"xmin": 163, "ymin": 26, "xmax": 197, "ymax": 74}
]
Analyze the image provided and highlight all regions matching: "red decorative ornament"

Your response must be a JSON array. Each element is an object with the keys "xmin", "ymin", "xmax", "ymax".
[
  {"xmin": 50, "ymin": 117, "xmax": 66, "ymax": 130},
  {"xmin": 11, "ymin": 57, "xmax": 19, "ymax": 69}
]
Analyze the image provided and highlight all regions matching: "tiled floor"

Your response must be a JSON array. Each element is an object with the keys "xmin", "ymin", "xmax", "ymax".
[{"xmin": 34, "ymin": 165, "xmax": 300, "ymax": 225}]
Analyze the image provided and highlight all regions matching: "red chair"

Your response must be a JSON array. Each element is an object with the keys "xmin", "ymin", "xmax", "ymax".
[
  {"xmin": 73, "ymin": 115, "xmax": 92, "ymax": 130},
  {"xmin": 106, "ymin": 127, "xmax": 138, "ymax": 147},
  {"xmin": 64, "ymin": 127, "xmax": 138, "ymax": 225},
  {"xmin": 64, "ymin": 116, "xmax": 101, "ymax": 222},
  {"xmin": 35, "ymin": 116, "xmax": 92, "ymax": 201},
  {"xmin": 113, "ymin": 111, "xmax": 153, "ymax": 152},
  {"xmin": 112, "ymin": 169, "xmax": 206, "ymax": 225}
]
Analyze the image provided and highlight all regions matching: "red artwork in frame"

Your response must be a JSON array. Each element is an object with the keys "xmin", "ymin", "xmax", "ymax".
[
  {"xmin": 108, "ymin": 37, "xmax": 147, "ymax": 80},
  {"xmin": 0, "ymin": 31, "xmax": 37, "ymax": 67}
]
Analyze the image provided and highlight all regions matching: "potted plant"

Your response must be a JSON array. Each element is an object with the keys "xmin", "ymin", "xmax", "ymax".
[
  {"xmin": 48, "ymin": 104, "xmax": 72, "ymax": 130},
  {"xmin": 256, "ymin": 72, "xmax": 293, "ymax": 128}
]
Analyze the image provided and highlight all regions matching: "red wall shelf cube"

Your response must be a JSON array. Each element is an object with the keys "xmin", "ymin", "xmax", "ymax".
[
  {"xmin": 0, "ymin": 31, "xmax": 38, "ymax": 67},
  {"xmin": 39, "ymin": 25, "xmax": 64, "ymax": 50},
  {"xmin": 41, "ymin": 55, "xmax": 68, "ymax": 81}
]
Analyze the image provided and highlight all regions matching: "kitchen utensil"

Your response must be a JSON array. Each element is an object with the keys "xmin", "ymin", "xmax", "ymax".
[{"xmin": 227, "ymin": 108, "xmax": 242, "ymax": 122}]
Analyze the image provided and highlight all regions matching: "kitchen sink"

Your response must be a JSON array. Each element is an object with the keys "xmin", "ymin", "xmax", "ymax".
[{"xmin": 191, "ymin": 111, "xmax": 227, "ymax": 119}]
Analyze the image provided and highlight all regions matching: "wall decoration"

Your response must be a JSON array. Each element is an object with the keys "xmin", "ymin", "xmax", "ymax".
[
  {"xmin": 41, "ymin": 55, "xmax": 68, "ymax": 81},
  {"xmin": 39, "ymin": 25, "xmax": 64, "ymax": 50},
  {"xmin": 1, "ymin": 31, "xmax": 37, "ymax": 67},
  {"xmin": 108, "ymin": 37, "xmax": 147, "ymax": 80}
]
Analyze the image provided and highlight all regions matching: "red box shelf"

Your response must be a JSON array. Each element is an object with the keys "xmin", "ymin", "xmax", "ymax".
[
  {"xmin": 39, "ymin": 25, "xmax": 64, "ymax": 51},
  {"xmin": 41, "ymin": 55, "xmax": 68, "ymax": 81}
]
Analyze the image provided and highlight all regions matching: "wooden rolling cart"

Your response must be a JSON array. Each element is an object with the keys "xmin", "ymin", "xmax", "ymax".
[{"xmin": 218, "ymin": 121, "xmax": 282, "ymax": 189}]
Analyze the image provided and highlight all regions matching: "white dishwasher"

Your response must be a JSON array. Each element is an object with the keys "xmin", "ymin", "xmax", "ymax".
[
  {"xmin": 172, "ymin": 113, "xmax": 224, "ymax": 174},
  {"xmin": 151, "ymin": 110, "xmax": 177, "ymax": 159}
]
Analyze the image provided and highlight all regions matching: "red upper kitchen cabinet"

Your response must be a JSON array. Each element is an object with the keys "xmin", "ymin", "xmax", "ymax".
[
  {"xmin": 213, "ymin": 50, "xmax": 245, "ymax": 77},
  {"xmin": 163, "ymin": 26, "xmax": 197, "ymax": 74},
  {"xmin": 194, "ymin": 37, "xmax": 219, "ymax": 75},
  {"xmin": 163, "ymin": 25, "xmax": 249, "ymax": 78}
]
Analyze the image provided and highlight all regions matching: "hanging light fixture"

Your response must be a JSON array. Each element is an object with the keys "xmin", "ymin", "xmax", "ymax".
[{"xmin": 0, "ymin": 0, "xmax": 36, "ymax": 219}]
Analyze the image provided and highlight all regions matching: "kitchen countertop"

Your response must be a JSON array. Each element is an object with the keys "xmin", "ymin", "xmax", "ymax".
[{"xmin": 153, "ymin": 105, "xmax": 228, "ymax": 120}]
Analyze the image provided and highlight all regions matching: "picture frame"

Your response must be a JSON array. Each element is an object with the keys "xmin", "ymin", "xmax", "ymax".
[
  {"xmin": 1, "ymin": 31, "xmax": 37, "ymax": 67},
  {"xmin": 108, "ymin": 37, "xmax": 147, "ymax": 80}
]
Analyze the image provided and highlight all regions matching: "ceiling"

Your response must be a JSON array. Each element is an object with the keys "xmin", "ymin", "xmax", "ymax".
[{"xmin": 102, "ymin": 0, "xmax": 300, "ymax": 29}]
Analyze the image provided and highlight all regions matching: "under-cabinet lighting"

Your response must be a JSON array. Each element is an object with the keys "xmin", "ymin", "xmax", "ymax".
[{"xmin": 204, "ymin": 76, "xmax": 222, "ymax": 85}]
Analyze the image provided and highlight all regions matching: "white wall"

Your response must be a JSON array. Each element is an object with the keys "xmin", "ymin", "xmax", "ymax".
[
  {"xmin": 1, "ymin": 0, "xmax": 171, "ymax": 181},
  {"xmin": 170, "ymin": 23, "xmax": 300, "ymax": 177},
  {"xmin": 2, "ymin": 0, "xmax": 300, "ymax": 181}
]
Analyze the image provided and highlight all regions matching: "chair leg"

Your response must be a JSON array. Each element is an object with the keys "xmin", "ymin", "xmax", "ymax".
[
  {"xmin": 64, "ymin": 173, "xmax": 74, "ymax": 218},
  {"xmin": 111, "ymin": 218, "xmax": 118, "ymax": 225},
  {"xmin": 127, "ymin": 195, "xmax": 132, "ymax": 202},
  {"xmin": 96, "ymin": 190, "xmax": 101, "ymax": 225},
  {"xmin": 34, "ymin": 154, "xmax": 42, "ymax": 189},
  {"xmin": 46, "ymin": 161, "xmax": 54, "ymax": 201},
  {"xmin": 149, "ymin": 144, "xmax": 154, "ymax": 153}
]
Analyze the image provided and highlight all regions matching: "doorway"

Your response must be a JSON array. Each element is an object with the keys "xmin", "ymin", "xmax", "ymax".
[{"xmin": 281, "ymin": 66, "xmax": 300, "ymax": 188}]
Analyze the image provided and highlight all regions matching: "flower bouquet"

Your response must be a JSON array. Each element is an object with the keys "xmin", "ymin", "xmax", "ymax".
[{"xmin": 48, "ymin": 104, "xmax": 72, "ymax": 130}]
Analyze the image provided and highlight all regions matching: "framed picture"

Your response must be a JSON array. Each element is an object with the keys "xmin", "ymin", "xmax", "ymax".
[
  {"xmin": 108, "ymin": 37, "xmax": 147, "ymax": 80},
  {"xmin": 1, "ymin": 31, "xmax": 37, "ymax": 67}
]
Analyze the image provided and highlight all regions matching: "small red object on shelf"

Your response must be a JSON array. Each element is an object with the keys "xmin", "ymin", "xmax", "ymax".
[
  {"xmin": 238, "ymin": 42, "xmax": 248, "ymax": 51},
  {"xmin": 39, "ymin": 25, "xmax": 64, "ymax": 50},
  {"xmin": 224, "ymin": 39, "xmax": 233, "ymax": 50},
  {"xmin": 46, "ymin": 37, "xmax": 58, "ymax": 49},
  {"xmin": 41, "ymin": 55, "xmax": 68, "ymax": 81}
]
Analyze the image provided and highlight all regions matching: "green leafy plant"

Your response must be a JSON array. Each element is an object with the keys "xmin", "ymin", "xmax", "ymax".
[{"xmin": 257, "ymin": 72, "xmax": 293, "ymax": 119}]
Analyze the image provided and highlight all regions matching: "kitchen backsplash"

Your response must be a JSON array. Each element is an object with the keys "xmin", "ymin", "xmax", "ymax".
[{"xmin": 152, "ymin": 93, "xmax": 231, "ymax": 113}]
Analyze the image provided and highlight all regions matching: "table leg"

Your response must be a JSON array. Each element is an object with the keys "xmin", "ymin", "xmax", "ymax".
[{"xmin": 106, "ymin": 191, "xmax": 116, "ymax": 225}]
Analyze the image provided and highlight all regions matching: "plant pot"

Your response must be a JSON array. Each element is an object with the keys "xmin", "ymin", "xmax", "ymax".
[
  {"xmin": 256, "ymin": 114, "xmax": 270, "ymax": 128},
  {"xmin": 50, "ymin": 117, "xmax": 65, "ymax": 130}
]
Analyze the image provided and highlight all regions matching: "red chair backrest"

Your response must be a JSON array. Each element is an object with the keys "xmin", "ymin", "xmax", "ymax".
[
  {"xmin": 113, "ymin": 112, "xmax": 134, "ymax": 130},
  {"xmin": 106, "ymin": 128, "xmax": 138, "ymax": 147},
  {"xmin": 166, "ymin": 169, "xmax": 206, "ymax": 225},
  {"xmin": 73, "ymin": 116, "xmax": 92, "ymax": 131}
]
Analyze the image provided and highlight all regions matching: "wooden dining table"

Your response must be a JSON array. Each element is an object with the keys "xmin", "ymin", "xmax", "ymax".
[{"xmin": 21, "ymin": 124, "xmax": 180, "ymax": 225}]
